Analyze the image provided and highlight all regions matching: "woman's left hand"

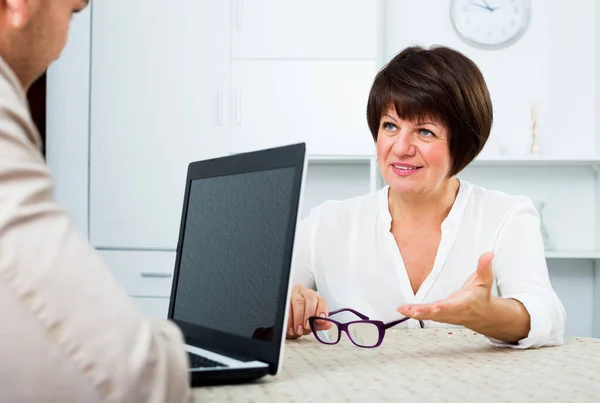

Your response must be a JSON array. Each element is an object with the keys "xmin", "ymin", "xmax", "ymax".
[{"xmin": 397, "ymin": 252, "xmax": 494, "ymax": 327}]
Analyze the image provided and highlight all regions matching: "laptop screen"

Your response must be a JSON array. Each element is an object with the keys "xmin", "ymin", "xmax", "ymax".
[{"xmin": 171, "ymin": 166, "xmax": 297, "ymax": 342}]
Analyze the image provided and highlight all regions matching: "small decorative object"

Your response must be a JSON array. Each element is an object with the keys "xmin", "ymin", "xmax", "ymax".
[
  {"xmin": 533, "ymin": 200, "xmax": 553, "ymax": 250},
  {"xmin": 450, "ymin": 0, "xmax": 532, "ymax": 50},
  {"xmin": 529, "ymin": 101, "xmax": 541, "ymax": 154}
]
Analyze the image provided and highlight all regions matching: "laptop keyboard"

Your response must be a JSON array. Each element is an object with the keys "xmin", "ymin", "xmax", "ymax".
[{"xmin": 188, "ymin": 353, "xmax": 228, "ymax": 369}]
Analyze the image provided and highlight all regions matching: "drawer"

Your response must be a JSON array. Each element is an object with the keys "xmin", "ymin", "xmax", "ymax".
[
  {"xmin": 132, "ymin": 297, "xmax": 170, "ymax": 318},
  {"xmin": 98, "ymin": 250, "xmax": 175, "ymax": 297}
]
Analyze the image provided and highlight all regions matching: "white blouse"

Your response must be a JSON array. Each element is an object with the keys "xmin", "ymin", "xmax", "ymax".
[{"xmin": 292, "ymin": 180, "xmax": 566, "ymax": 349}]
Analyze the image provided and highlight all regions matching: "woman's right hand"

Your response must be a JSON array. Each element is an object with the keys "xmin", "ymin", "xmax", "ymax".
[{"xmin": 286, "ymin": 284, "xmax": 332, "ymax": 339}]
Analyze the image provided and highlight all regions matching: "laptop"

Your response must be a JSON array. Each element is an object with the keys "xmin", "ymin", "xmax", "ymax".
[{"xmin": 167, "ymin": 143, "xmax": 307, "ymax": 387}]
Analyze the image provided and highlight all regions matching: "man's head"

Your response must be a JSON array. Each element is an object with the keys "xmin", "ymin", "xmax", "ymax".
[{"xmin": 0, "ymin": 0, "xmax": 88, "ymax": 89}]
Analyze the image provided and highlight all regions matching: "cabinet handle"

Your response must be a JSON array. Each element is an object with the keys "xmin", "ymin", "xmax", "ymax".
[
  {"xmin": 236, "ymin": 0, "xmax": 244, "ymax": 30},
  {"xmin": 217, "ymin": 90, "xmax": 224, "ymax": 126},
  {"xmin": 235, "ymin": 89, "xmax": 242, "ymax": 125},
  {"xmin": 140, "ymin": 272, "xmax": 172, "ymax": 278}
]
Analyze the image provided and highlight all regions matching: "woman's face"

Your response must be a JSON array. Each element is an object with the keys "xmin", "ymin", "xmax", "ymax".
[{"xmin": 376, "ymin": 107, "xmax": 453, "ymax": 196}]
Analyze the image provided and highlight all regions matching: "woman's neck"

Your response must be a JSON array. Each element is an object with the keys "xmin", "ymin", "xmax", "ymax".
[{"xmin": 388, "ymin": 177, "xmax": 460, "ymax": 229}]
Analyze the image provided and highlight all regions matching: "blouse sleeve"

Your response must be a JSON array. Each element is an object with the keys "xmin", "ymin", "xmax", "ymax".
[
  {"xmin": 488, "ymin": 197, "xmax": 567, "ymax": 349},
  {"xmin": 290, "ymin": 207, "xmax": 319, "ymax": 291}
]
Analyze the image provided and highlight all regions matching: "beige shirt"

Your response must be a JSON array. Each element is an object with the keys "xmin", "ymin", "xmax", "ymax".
[{"xmin": 0, "ymin": 57, "xmax": 191, "ymax": 402}]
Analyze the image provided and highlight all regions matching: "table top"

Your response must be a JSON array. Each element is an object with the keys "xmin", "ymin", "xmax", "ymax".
[{"xmin": 193, "ymin": 328, "xmax": 600, "ymax": 402}]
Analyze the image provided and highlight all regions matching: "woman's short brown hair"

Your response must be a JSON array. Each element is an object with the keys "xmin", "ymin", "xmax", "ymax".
[{"xmin": 366, "ymin": 45, "xmax": 493, "ymax": 177}]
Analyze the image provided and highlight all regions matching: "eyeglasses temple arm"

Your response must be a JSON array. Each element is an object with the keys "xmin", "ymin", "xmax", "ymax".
[
  {"xmin": 384, "ymin": 317, "xmax": 425, "ymax": 329},
  {"xmin": 384, "ymin": 317, "xmax": 409, "ymax": 329},
  {"xmin": 328, "ymin": 308, "xmax": 370, "ymax": 320}
]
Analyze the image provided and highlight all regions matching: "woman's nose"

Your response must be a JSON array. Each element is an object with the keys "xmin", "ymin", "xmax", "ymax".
[{"xmin": 391, "ymin": 131, "xmax": 415, "ymax": 156}]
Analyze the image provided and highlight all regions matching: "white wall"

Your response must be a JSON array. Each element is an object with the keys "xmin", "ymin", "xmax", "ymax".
[{"xmin": 385, "ymin": 0, "xmax": 597, "ymax": 158}]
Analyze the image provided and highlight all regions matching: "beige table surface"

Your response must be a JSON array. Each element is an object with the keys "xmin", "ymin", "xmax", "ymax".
[{"xmin": 192, "ymin": 328, "xmax": 600, "ymax": 402}]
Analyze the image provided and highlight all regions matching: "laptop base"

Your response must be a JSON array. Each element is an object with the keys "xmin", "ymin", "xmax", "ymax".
[{"xmin": 190, "ymin": 366, "xmax": 270, "ymax": 387}]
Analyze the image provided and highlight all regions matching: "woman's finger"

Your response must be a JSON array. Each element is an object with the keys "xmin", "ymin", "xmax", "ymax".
[
  {"xmin": 401, "ymin": 304, "xmax": 433, "ymax": 319},
  {"xmin": 313, "ymin": 295, "xmax": 332, "ymax": 331},
  {"xmin": 291, "ymin": 286, "xmax": 307, "ymax": 336},
  {"xmin": 286, "ymin": 302, "xmax": 302, "ymax": 338},
  {"xmin": 399, "ymin": 302, "xmax": 446, "ymax": 320},
  {"xmin": 299, "ymin": 287, "xmax": 318, "ymax": 331}
]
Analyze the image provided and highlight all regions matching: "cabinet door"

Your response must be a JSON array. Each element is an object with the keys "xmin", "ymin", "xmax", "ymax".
[
  {"xmin": 98, "ymin": 250, "xmax": 175, "ymax": 298},
  {"xmin": 230, "ymin": 60, "xmax": 376, "ymax": 156},
  {"xmin": 231, "ymin": 0, "xmax": 380, "ymax": 59},
  {"xmin": 132, "ymin": 297, "xmax": 170, "ymax": 318},
  {"xmin": 90, "ymin": 0, "xmax": 230, "ymax": 249}
]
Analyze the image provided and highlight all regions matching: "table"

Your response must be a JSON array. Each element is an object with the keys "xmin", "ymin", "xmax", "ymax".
[{"xmin": 192, "ymin": 328, "xmax": 600, "ymax": 402}]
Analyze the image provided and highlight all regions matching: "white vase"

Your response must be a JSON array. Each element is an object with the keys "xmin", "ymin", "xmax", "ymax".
[{"xmin": 533, "ymin": 200, "xmax": 553, "ymax": 251}]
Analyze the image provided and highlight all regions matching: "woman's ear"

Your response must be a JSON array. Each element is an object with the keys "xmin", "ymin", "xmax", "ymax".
[{"xmin": 4, "ymin": 0, "xmax": 29, "ymax": 29}]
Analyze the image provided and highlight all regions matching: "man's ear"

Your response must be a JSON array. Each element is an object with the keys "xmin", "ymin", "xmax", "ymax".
[{"xmin": 5, "ymin": 0, "xmax": 28, "ymax": 29}]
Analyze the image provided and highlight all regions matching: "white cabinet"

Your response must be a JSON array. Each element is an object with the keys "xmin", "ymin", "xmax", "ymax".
[
  {"xmin": 132, "ymin": 297, "xmax": 170, "ymax": 318},
  {"xmin": 88, "ymin": 1, "xmax": 380, "ymax": 249},
  {"xmin": 231, "ymin": 0, "xmax": 379, "ymax": 59},
  {"xmin": 89, "ymin": 0, "xmax": 231, "ymax": 249},
  {"xmin": 228, "ymin": 0, "xmax": 382, "ymax": 216},
  {"xmin": 230, "ymin": 60, "xmax": 377, "ymax": 156},
  {"xmin": 98, "ymin": 250, "xmax": 172, "ymax": 317},
  {"xmin": 98, "ymin": 250, "xmax": 175, "ymax": 298}
]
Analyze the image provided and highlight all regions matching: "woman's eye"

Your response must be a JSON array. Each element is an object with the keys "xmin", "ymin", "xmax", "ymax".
[
  {"xmin": 382, "ymin": 122, "xmax": 397, "ymax": 131},
  {"xmin": 419, "ymin": 129, "xmax": 434, "ymax": 137}
]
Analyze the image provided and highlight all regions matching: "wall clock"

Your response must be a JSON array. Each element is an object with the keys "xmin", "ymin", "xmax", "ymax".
[{"xmin": 450, "ymin": 0, "xmax": 531, "ymax": 50}]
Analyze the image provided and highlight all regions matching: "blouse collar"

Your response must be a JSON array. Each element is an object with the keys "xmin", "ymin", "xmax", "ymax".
[{"xmin": 377, "ymin": 179, "xmax": 473, "ymax": 233}]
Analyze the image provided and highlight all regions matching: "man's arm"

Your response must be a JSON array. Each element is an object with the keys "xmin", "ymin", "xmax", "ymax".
[{"xmin": 0, "ymin": 86, "xmax": 191, "ymax": 402}]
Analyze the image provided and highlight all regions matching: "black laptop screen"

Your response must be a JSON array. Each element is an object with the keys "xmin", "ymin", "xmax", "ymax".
[{"xmin": 172, "ymin": 166, "xmax": 296, "ymax": 342}]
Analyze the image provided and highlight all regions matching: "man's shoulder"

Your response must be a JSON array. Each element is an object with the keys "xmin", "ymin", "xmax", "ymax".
[
  {"xmin": 0, "ymin": 55, "xmax": 43, "ymax": 156},
  {"xmin": 0, "ymin": 56, "xmax": 27, "ymax": 110}
]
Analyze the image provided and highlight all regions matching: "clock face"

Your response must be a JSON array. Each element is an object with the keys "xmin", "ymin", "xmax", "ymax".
[{"xmin": 450, "ymin": 0, "xmax": 531, "ymax": 49}]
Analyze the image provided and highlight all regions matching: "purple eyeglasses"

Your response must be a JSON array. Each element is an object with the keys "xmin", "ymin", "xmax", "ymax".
[{"xmin": 308, "ymin": 308, "xmax": 425, "ymax": 348}]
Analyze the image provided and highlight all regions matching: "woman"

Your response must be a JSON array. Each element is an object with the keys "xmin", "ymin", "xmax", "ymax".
[{"xmin": 287, "ymin": 45, "xmax": 566, "ymax": 348}]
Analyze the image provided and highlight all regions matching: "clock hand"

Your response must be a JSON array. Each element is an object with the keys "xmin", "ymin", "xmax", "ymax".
[
  {"xmin": 469, "ymin": 1, "xmax": 494, "ymax": 11},
  {"xmin": 481, "ymin": 0, "xmax": 499, "ymax": 11}
]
